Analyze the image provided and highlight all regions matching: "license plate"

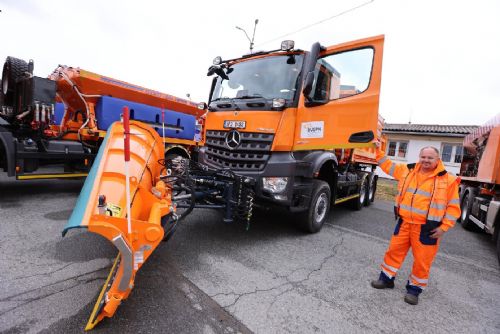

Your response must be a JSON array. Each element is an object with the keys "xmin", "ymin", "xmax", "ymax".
[{"xmin": 223, "ymin": 120, "xmax": 246, "ymax": 129}]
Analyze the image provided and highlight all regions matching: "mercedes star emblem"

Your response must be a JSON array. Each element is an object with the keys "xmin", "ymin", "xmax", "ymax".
[{"xmin": 225, "ymin": 130, "xmax": 241, "ymax": 149}]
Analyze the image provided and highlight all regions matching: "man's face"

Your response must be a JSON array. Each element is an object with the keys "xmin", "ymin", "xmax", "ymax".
[{"xmin": 419, "ymin": 148, "xmax": 439, "ymax": 171}]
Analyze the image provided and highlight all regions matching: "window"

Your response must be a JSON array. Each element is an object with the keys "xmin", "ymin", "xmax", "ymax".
[
  {"xmin": 441, "ymin": 143, "xmax": 463, "ymax": 164},
  {"xmin": 309, "ymin": 48, "xmax": 373, "ymax": 103},
  {"xmin": 387, "ymin": 141, "xmax": 396, "ymax": 156},
  {"xmin": 454, "ymin": 146, "xmax": 463, "ymax": 163},
  {"xmin": 398, "ymin": 142, "xmax": 408, "ymax": 158},
  {"xmin": 442, "ymin": 144, "xmax": 452, "ymax": 162},
  {"xmin": 211, "ymin": 55, "xmax": 304, "ymax": 103},
  {"xmin": 386, "ymin": 141, "xmax": 408, "ymax": 158}
]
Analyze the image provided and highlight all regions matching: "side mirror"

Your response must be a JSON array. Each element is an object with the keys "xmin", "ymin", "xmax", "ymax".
[
  {"xmin": 207, "ymin": 65, "xmax": 230, "ymax": 80},
  {"xmin": 207, "ymin": 66, "xmax": 217, "ymax": 76},
  {"xmin": 302, "ymin": 42, "xmax": 322, "ymax": 97},
  {"xmin": 302, "ymin": 72, "xmax": 314, "ymax": 97},
  {"xmin": 306, "ymin": 42, "xmax": 322, "ymax": 72}
]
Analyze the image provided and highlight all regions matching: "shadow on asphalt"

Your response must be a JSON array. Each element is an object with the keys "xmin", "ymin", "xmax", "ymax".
[{"xmin": 53, "ymin": 231, "xmax": 117, "ymax": 262}]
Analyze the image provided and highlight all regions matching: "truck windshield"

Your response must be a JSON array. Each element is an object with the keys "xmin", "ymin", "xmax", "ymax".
[{"xmin": 211, "ymin": 55, "xmax": 304, "ymax": 104}]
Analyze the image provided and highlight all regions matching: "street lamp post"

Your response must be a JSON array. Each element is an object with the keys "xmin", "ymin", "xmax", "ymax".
[{"xmin": 236, "ymin": 19, "xmax": 259, "ymax": 54}]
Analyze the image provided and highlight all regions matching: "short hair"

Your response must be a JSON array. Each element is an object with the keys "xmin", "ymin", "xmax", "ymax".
[{"xmin": 419, "ymin": 146, "xmax": 440, "ymax": 156}]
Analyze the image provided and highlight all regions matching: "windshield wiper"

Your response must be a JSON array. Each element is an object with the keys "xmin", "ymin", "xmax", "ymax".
[
  {"xmin": 209, "ymin": 98, "xmax": 241, "ymax": 111},
  {"xmin": 234, "ymin": 94, "xmax": 264, "ymax": 100},
  {"xmin": 210, "ymin": 97, "xmax": 227, "ymax": 103}
]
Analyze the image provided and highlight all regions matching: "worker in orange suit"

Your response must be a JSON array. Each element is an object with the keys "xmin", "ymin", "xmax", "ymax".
[{"xmin": 371, "ymin": 144, "xmax": 461, "ymax": 305}]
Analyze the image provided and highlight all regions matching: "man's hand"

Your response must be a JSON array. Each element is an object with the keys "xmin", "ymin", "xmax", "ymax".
[
  {"xmin": 430, "ymin": 227, "xmax": 445, "ymax": 239},
  {"xmin": 374, "ymin": 139, "xmax": 381, "ymax": 149}
]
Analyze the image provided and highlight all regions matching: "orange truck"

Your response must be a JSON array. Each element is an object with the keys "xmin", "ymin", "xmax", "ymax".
[
  {"xmin": 458, "ymin": 113, "xmax": 500, "ymax": 264},
  {"xmin": 0, "ymin": 56, "xmax": 204, "ymax": 180},
  {"xmin": 198, "ymin": 35, "xmax": 385, "ymax": 232}
]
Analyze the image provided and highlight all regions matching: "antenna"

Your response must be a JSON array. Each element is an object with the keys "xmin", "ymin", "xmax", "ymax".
[{"xmin": 236, "ymin": 19, "xmax": 259, "ymax": 53}]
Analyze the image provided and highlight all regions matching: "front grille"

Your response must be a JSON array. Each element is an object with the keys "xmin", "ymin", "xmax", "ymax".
[{"xmin": 205, "ymin": 130, "xmax": 274, "ymax": 171}]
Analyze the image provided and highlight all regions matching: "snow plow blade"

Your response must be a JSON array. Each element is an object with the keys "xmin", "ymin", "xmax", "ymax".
[{"xmin": 62, "ymin": 120, "xmax": 173, "ymax": 330}]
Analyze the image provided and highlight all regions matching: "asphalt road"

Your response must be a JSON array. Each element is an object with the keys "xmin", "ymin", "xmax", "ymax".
[{"xmin": 0, "ymin": 174, "xmax": 499, "ymax": 333}]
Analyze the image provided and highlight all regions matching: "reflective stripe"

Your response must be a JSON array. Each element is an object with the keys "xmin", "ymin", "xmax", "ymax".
[
  {"xmin": 444, "ymin": 213, "xmax": 458, "ymax": 222},
  {"xmin": 427, "ymin": 215, "xmax": 443, "ymax": 222},
  {"xmin": 388, "ymin": 163, "xmax": 396, "ymax": 176},
  {"xmin": 448, "ymin": 198, "xmax": 460, "ymax": 205},
  {"xmin": 410, "ymin": 274, "xmax": 428, "ymax": 284},
  {"xmin": 382, "ymin": 261, "xmax": 399, "ymax": 273},
  {"xmin": 415, "ymin": 189, "xmax": 432, "ymax": 197},
  {"xmin": 406, "ymin": 187, "xmax": 431, "ymax": 196},
  {"xmin": 381, "ymin": 267, "xmax": 395, "ymax": 279},
  {"xmin": 378, "ymin": 156, "xmax": 388, "ymax": 164},
  {"xmin": 399, "ymin": 204, "xmax": 427, "ymax": 215},
  {"xmin": 430, "ymin": 202, "xmax": 446, "ymax": 210}
]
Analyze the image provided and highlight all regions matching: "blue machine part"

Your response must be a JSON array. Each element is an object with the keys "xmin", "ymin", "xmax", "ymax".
[
  {"xmin": 95, "ymin": 96, "xmax": 196, "ymax": 140},
  {"xmin": 54, "ymin": 103, "xmax": 65, "ymax": 125}
]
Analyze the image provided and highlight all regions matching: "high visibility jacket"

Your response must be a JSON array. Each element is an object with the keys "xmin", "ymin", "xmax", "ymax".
[{"xmin": 376, "ymin": 150, "xmax": 461, "ymax": 232}]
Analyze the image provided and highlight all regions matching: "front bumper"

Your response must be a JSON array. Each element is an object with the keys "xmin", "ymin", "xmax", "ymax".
[{"xmin": 199, "ymin": 148, "xmax": 313, "ymax": 210}]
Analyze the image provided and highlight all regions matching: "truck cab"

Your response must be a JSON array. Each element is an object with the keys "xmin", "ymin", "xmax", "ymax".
[{"xmin": 199, "ymin": 35, "xmax": 384, "ymax": 232}]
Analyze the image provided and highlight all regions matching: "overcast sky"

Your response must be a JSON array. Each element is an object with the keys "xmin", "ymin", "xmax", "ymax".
[{"xmin": 1, "ymin": 0, "xmax": 498, "ymax": 125}]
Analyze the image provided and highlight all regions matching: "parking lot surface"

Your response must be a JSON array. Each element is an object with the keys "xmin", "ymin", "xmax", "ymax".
[{"xmin": 1, "ymin": 175, "xmax": 499, "ymax": 333}]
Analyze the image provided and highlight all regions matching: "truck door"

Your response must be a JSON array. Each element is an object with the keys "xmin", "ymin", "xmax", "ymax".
[{"xmin": 294, "ymin": 35, "xmax": 384, "ymax": 151}]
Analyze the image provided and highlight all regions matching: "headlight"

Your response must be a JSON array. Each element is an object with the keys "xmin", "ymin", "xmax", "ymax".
[
  {"xmin": 262, "ymin": 177, "xmax": 288, "ymax": 193},
  {"xmin": 272, "ymin": 98, "xmax": 286, "ymax": 109}
]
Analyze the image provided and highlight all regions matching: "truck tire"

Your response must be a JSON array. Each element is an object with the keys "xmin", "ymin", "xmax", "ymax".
[
  {"xmin": 350, "ymin": 177, "xmax": 367, "ymax": 211},
  {"xmin": 364, "ymin": 174, "xmax": 377, "ymax": 206},
  {"xmin": 461, "ymin": 187, "xmax": 480, "ymax": 231},
  {"xmin": 298, "ymin": 179, "xmax": 331, "ymax": 233},
  {"xmin": 2, "ymin": 56, "xmax": 29, "ymax": 107}
]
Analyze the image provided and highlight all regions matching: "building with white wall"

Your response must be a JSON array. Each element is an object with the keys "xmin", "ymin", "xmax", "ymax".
[{"xmin": 377, "ymin": 123, "xmax": 479, "ymax": 178}]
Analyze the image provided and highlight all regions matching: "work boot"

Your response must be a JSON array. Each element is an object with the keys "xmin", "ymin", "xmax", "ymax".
[
  {"xmin": 371, "ymin": 279, "xmax": 394, "ymax": 289},
  {"xmin": 404, "ymin": 293, "xmax": 419, "ymax": 305},
  {"xmin": 405, "ymin": 281, "xmax": 422, "ymax": 305},
  {"xmin": 371, "ymin": 272, "xmax": 395, "ymax": 289}
]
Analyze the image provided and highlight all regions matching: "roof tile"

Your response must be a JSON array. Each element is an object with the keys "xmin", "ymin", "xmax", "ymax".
[{"xmin": 383, "ymin": 123, "xmax": 478, "ymax": 134}]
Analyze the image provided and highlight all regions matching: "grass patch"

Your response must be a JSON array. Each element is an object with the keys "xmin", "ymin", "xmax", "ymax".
[{"xmin": 376, "ymin": 178, "xmax": 398, "ymax": 202}]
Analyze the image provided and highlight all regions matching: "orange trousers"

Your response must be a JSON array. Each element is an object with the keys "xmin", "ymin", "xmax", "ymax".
[{"xmin": 380, "ymin": 220, "xmax": 440, "ymax": 289}]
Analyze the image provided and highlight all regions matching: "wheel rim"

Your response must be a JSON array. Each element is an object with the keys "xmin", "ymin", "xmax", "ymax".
[
  {"xmin": 368, "ymin": 179, "xmax": 375, "ymax": 201},
  {"xmin": 359, "ymin": 179, "xmax": 366, "ymax": 204},
  {"xmin": 2, "ymin": 76, "xmax": 8, "ymax": 95},
  {"xmin": 461, "ymin": 195, "xmax": 469, "ymax": 221},
  {"xmin": 315, "ymin": 193, "xmax": 328, "ymax": 223}
]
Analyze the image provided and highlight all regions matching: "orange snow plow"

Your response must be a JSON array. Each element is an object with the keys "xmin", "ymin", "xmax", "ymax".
[
  {"xmin": 62, "ymin": 108, "xmax": 256, "ymax": 329},
  {"xmin": 62, "ymin": 110, "xmax": 174, "ymax": 329}
]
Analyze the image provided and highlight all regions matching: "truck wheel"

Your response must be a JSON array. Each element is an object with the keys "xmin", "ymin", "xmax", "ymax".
[
  {"xmin": 364, "ymin": 174, "xmax": 377, "ymax": 206},
  {"xmin": 2, "ymin": 56, "xmax": 28, "ymax": 106},
  {"xmin": 350, "ymin": 177, "xmax": 367, "ymax": 211},
  {"xmin": 461, "ymin": 187, "xmax": 480, "ymax": 231},
  {"xmin": 298, "ymin": 179, "xmax": 331, "ymax": 233}
]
